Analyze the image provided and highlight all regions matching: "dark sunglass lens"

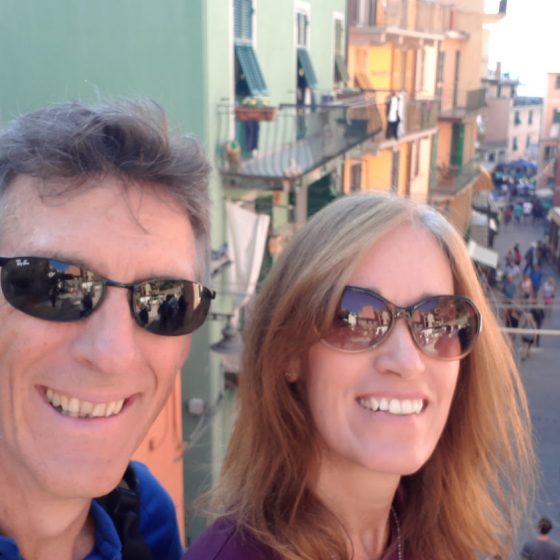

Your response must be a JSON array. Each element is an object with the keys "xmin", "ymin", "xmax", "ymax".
[
  {"xmin": 1, "ymin": 258, "xmax": 103, "ymax": 322},
  {"xmin": 412, "ymin": 297, "xmax": 479, "ymax": 359},
  {"xmin": 323, "ymin": 287, "xmax": 391, "ymax": 351},
  {"xmin": 132, "ymin": 280, "xmax": 212, "ymax": 336}
]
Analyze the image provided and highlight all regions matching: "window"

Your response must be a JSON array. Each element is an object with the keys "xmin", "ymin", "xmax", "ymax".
[
  {"xmin": 556, "ymin": 74, "xmax": 560, "ymax": 89},
  {"xmin": 528, "ymin": 110, "xmax": 533, "ymax": 125},
  {"xmin": 296, "ymin": 11, "xmax": 309, "ymax": 48},
  {"xmin": 333, "ymin": 17, "xmax": 349, "ymax": 84},
  {"xmin": 233, "ymin": 0, "xmax": 268, "ymax": 98},
  {"xmin": 363, "ymin": 0, "xmax": 378, "ymax": 26},
  {"xmin": 514, "ymin": 111, "xmax": 521, "ymax": 126},
  {"xmin": 553, "ymin": 109, "xmax": 560, "ymax": 124},
  {"xmin": 512, "ymin": 137, "xmax": 518, "ymax": 151},
  {"xmin": 350, "ymin": 163, "xmax": 362, "ymax": 192},
  {"xmin": 488, "ymin": 152, "xmax": 496, "ymax": 163},
  {"xmin": 526, "ymin": 135, "xmax": 531, "ymax": 149}
]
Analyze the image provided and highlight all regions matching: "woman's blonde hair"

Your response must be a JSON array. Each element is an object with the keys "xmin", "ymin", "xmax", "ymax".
[{"xmin": 207, "ymin": 192, "xmax": 535, "ymax": 559}]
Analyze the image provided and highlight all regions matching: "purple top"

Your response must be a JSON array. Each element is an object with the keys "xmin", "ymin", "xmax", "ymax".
[
  {"xmin": 182, "ymin": 518, "xmax": 275, "ymax": 560},
  {"xmin": 182, "ymin": 517, "xmax": 403, "ymax": 560}
]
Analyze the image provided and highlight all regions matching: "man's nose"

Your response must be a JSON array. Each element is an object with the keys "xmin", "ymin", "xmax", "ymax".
[{"xmin": 69, "ymin": 287, "xmax": 145, "ymax": 374}]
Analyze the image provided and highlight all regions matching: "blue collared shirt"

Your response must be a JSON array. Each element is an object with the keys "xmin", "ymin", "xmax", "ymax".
[{"xmin": 0, "ymin": 462, "xmax": 183, "ymax": 560}]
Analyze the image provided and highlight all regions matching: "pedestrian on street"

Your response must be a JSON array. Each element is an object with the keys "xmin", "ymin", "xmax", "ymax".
[
  {"xmin": 521, "ymin": 516, "xmax": 560, "ymax": 559},
  {"xmin": 514, "ymin": 243, "xmax": 522, "ymax": 266},
  {"xmin": 531, "ymin": 265, "xmax": 543, "ymax": 298},
  {"xmin": 523, "ymin": 200, "xmax": 533, "ymax": 224},
  {"xmin": 524, "ymin": 242, "xmax": 536, "ymax": 274},
  {"xmin": 520, "ymin": 310, "xmax": 537, "ymax": 361},
  {"xmin": 514, "ymin": 203, "xmax": 523, "ymax": 225},
  {"xmin": 530, "ymin": 305, "xmax": 545, "ymax": 348},
  {"xmin": 542, "ymin": 277, "xmax": 556, "ymax": 317}
]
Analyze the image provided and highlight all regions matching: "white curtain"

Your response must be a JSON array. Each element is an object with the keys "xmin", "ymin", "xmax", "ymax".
[{"xmin": 226, "ymin": 201, "xmax": 271, "ymax": 310}]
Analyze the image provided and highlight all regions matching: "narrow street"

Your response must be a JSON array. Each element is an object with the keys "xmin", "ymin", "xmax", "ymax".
[{"xmin": 491, "ymin": 217, "xmax": 560, "ymax": 551}]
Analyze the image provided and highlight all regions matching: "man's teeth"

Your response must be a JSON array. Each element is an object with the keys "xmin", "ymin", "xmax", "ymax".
[
  {"xmin": 358, "ymin": 397, "xmax": 424, "ymax": 415},
  {"xmin": 46, "ymin": 388, "xmax": 125, "ymax": 418}
]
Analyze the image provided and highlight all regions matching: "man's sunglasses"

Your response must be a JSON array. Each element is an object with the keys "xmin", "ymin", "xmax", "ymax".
[
  {"xmin": 322, "ymin": 286, "xmax": 482, "ymax": 360},
  {"xmin": 0, "ymin": 256, "xmax": 215, "ymax": 336}
]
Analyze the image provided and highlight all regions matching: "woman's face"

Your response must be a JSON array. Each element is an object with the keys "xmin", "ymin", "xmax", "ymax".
[{"xmin": 305, "ymin": 224, "xmax": 460, "ymax": 476}]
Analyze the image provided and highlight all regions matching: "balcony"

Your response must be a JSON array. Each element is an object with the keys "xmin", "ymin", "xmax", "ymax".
[
  {"xmin": 361, "ymin": 94, "xmax": 439, "ymax": 152},
  {"xmin": 349, "ymin": 0, "xmax": 449, "ymax": 45},
  {"xmin": 439, "ymin": 88, "xmax": 487, "ymax": 121},
  {"xmin": 431, "ymin": 159, "xmax": 482, "ymax": 197},
  {"xmin": 216, "ymin": 93, "xmax": 382, "ymax": 190}
]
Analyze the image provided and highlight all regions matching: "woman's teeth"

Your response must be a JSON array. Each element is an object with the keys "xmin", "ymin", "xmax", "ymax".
[
  {"xmin": 358, "ymin": 397, "xmax": 424, "ymax": 415},
  {"xmin": 46, "ymin": 388, "xmax": 125, "ymax": 418}
]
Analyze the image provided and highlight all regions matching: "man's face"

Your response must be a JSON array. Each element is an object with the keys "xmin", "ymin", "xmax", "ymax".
[{"xmin": 0, "ymin": 175, "xmax": 198, "ymax": 499}]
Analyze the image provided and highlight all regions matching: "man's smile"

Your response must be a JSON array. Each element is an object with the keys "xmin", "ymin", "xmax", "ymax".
[{"xmin": 45, "ymin": 387, "xmax": 126, "ymax": 418}]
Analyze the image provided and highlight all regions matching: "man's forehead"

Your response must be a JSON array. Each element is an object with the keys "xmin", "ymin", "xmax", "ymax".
[{"xmin": 0, "ymin": 174, "xmax": 199, "ymax": 279}]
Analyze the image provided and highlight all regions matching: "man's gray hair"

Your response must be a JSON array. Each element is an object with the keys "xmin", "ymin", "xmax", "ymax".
[{"xmin": 0, "ymin": 99, "xmax": 211, "ymax": 278}]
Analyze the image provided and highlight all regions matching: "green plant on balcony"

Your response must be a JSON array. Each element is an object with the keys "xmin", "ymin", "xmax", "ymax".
[
  {"xmin": 224, "ymin": 140, "xmax": 241, "ymax": 172},
  {"xmin": 235, "ymin": 96, "xmax": 277, "ymax": 122}
]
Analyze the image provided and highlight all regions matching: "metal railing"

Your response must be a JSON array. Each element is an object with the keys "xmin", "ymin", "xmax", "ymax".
[
  {"xmin": 365, "ymin": 93, "xmax": 440, "ymax": 140},
  {"xmin": 439, "ymin": 87, "xmax": 487, "ymax": 117},
  {"xmin": 349, "ymin": 0, "xmax": 452, "ymax": 35},
  {"xmin": 466, "ymin": 88, "xmax": 487, "ymax": 112},
  {"xmin": 216, "ymin": 93, "xmax": 382, "ymax": 182},
  {"xmin": 432, "ymin": 159, "xmax": 482, "ymax": 196}
]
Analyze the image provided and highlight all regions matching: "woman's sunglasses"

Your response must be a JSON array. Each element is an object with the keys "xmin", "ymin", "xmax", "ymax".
[
  {"xmin": 322, "ymin": 286, "xmax": 482, "ymax": 360},
  {"xmin": 0, "ymin": 256, "xmax": 215, "ymax": 336}
]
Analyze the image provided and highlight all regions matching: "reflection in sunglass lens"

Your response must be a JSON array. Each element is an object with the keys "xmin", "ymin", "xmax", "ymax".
[
  {"xmin": 0, "ymin": 257, "xmax": 214, "ymax": 336},
  {"xmin": 410, "ymin": 297, "xmax": 479, "ymax": 359},
  {"xmin": 323, "ymin": 287, "xmax": 480, "ymax": 359},
  {"xmin": 0, "ymin": 257, "xmax": 103, "ymax": 322},
  {"xmin": 131, "ymin": 280, "xmax": 211, "ymax": 336}
]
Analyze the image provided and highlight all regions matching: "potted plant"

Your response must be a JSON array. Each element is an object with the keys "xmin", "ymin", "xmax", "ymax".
[
  {"xmin": 235, "ymin": 96, "xmax": 277, "ymax": 122},
  {"xmin": 224, "ymin": 140, "xmax": 241, "ymax": 171}
]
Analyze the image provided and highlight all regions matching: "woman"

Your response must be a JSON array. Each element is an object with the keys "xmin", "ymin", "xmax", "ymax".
[{"xmin": 185, "ymin": 193, "xmax": 534, "ymax": 560}]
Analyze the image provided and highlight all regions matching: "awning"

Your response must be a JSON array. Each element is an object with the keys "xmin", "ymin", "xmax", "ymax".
[
  {"xmin": 535, "ymin": 187, "xmax": 554, "ymax": 199},
  {"xmin": 467, "ymin": 239, "xmax": 499, "ymax": 269},
  {"xmin": 473, "ymin": 165, "xmax": 493, "ymax": 191}
]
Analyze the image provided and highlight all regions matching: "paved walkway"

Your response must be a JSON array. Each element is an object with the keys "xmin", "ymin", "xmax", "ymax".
[{"xmin": 491, "ymin": 218, "xmax": 560, "ymax": 555}]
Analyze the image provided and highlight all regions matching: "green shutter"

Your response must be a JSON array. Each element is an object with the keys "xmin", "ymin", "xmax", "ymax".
[
  {"xmin": 235, "ymin": 44, "xmax": 268, "ymax": 96},
  {"xmin": 234, "ymin": 0, "xmax": 252, "ymax": 41},
  {"xmin": 450, "ymin": 123, "xmax": 465, "ymax": 168},
  {"xmin": 297, "ymin": 47, "xmax": 318, "ymax": 90}
]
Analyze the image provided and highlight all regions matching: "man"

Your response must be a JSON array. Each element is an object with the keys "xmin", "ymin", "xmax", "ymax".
[
  {"xmin": 0, "ymin": 101, "xmax": 214, "ymax": 559},
  {"xmin": 521, "ymin": 517, "xmax": 560, "ymax": 559}
]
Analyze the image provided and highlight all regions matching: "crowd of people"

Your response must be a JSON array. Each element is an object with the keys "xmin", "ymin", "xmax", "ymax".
[{"xmin": 497, "ymin": 240, "xmax": 557, "ymax": 361}]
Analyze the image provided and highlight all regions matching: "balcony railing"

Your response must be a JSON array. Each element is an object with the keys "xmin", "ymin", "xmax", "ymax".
[
  {"xmin": 439, "ymin": 88, "xmax": 487, "ymax": 119},
  {"xmin": 349, "ymin": 0, "xmax": 452, "ymax": 35},
  {"xmin": 431, "ymin": 159, "xmax": 482, "ymax": 196},
  {"xmin": 368, "ymin": 94, "xmax": 440, "ymax": 141},
  {"xmin": 216, "ymin": 93, "xmax": 382, "ymax": 186}
]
